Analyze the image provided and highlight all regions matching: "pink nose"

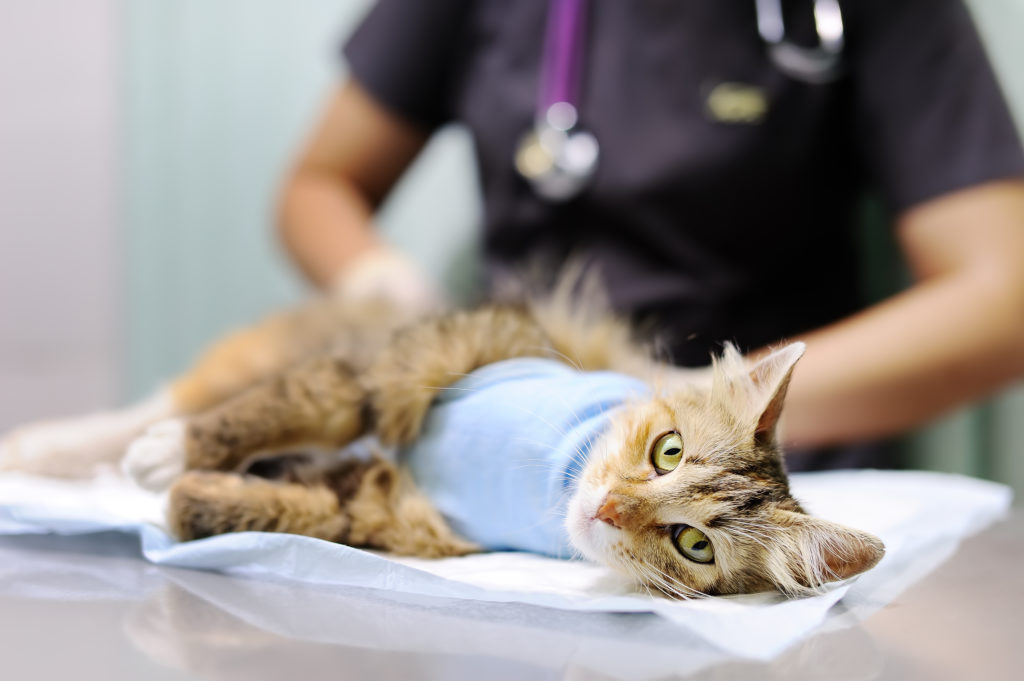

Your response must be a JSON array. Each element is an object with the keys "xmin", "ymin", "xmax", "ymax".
[{"xmin": 595, "ymin": 497, "xmax": 623, "ymax": 529}]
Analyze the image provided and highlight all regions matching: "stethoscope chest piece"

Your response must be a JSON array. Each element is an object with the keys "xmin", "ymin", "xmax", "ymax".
[
  {"xmin": 755, "ymin": 0, "xmax": 845, "ymax": 84},
  {"xmin": 516, "ymin": 102, "xmax": 599, "ymax": 202},
  {"xmin": 516, "ymin": 0, "xmax": 598, "ymax": 202}
]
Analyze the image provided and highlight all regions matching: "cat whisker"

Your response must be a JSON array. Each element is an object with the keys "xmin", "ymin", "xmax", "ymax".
[
  {"xmin": 635, "ymin": 557, "xmax": 712, "ymax": 598},
  {"xmin": 640, "ymin": 563, "xmax": 710, "ymax": 600},
  {"xmin": 610, "ymin": 552, "xmax": 684, "ymax": 599},
  {"xmin": 556, "ymin": 391, "xmax": 610, "ymax": 465},
  {"xmin": 728, "ymin": 519, "xmax": 778, "ymax": 542},
  {"xmin": 502, "ymin": 451, "xmax": 586, "ymax": 482},
  {"xmin": 648, "ymin": 574, "xmax": 704, "ymax": 600},
  {"xmin": 566, "ymin": 543, "xmax": 586, "ymax": 562},
  {"xmin": 424, "ymin": 384, "xmax": 482, "ymax": 394},
  {"xmin": 726, "ymin": 518, "xmax": 775, "ymax": 533},
  {"xmin": 631, "ymin": 562, "xmax": 700, "ymax": 600},
  {"xmin": 731, "ymin": 525, "xmax": 774, "ymax": 544},
  {"xmin": 508, "ymin": 406, "xmax": 574, "ymax": 441},
  {"xmin": 522, "ymin": 344, "xmax": 584, "ymax": 372},
  {"xmin": 726, "ymin": 527, "xmax": 771, "ymax": 553},
  {"xmin": 621, "ymin": 562, "xmax": 654, "ymax": 597}
]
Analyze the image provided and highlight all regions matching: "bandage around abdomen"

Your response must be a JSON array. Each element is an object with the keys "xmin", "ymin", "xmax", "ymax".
[{"xmin": 401, "ymin": 358, "xmax": 650, "ymax": 557}]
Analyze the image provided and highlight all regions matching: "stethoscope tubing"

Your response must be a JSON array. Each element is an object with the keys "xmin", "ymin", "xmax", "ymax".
[
  {"xmin": 540, "ymin": 0, "xmax": 588, "ymax": 111},
  {"xmin": 517, "ymin": 0, "xmax": 847, "ymax": 201}
]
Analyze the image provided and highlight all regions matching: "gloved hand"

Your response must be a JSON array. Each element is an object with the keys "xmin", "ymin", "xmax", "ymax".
[{"xmin": 328, "ymin": 246, "xmax": 446, "ymax": 315}]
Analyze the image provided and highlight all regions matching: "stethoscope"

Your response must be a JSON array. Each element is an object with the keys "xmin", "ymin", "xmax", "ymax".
[{"xmin": 515, "ymin": 0, "xmax": 846, "ymax": 202}]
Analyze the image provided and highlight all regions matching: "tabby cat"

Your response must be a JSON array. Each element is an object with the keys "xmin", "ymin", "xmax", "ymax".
[{"xmin": 0, "ymin": 283, "xmax": 883, "ymax": 597}]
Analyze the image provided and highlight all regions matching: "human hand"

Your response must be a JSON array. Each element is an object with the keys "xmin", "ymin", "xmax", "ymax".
[{"xmin": 328, "ymin": 246, "xmax": 446, "ymax": 315}]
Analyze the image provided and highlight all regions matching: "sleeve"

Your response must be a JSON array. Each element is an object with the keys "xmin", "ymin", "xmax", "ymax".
[
  {"xmin": 850, "ymin": 0, "xmax": 1024, "ymax": 213},
  {"xmin": 342, "ymin": 0, "xmax": 472, "ymax": 131}
]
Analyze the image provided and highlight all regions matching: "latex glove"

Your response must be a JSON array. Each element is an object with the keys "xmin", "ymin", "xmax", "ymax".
[{"xmin": 328, "ymin": 246, "xmax": 446, "ymax": 315}]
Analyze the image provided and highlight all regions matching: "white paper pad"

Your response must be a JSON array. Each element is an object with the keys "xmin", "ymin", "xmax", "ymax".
[{"xmin": 0, "ymin": 469, "xmax": 1010, "ymax": 660}]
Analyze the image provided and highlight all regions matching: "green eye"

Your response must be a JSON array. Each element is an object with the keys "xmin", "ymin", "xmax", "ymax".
[
  {"xmin": 650, "ymin": 431, "xmax": 683, "ymax": 474},
  {"xmin": 673, "ymin": 525, "xmax": 714, "ymax": 563}
]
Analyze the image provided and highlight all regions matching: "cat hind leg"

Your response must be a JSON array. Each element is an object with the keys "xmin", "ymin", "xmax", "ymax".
[
  {"xmin": 0, "ymin": 390, "xmax": 176, "ymax": 478},
  {"xmin": 333, "ymin": 459, "xmax": 478, "ymax": 557},
  {"xmin": 169, "ymin": 459, "xmax": 477, "ymax": 558},
  {"xmin": 169, "ymin": 470, "xmax": 348, "ymax": 542}
]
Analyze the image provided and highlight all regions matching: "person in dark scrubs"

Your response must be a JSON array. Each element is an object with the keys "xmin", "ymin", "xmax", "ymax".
[{"xmin": 277, "ymin": 0, "xmax": 1024, "ymax": 469}]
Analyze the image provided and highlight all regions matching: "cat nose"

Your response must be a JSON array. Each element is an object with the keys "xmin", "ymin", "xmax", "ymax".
[{"xmin": 595, "ymin": 496, "xmax": 623, "ymax": 529}]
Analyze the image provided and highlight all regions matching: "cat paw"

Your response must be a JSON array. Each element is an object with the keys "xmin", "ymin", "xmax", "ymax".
[{"xmin": 123, "ymin": 419, "xmax": 189, "ymax": 491}]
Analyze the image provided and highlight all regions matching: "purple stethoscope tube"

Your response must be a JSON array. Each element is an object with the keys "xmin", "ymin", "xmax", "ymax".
[
  {"xmin": 540, "ymin": 0, "xmax": 587, "ymax": 113},
  {"xmin": 515, "ymin": 0, "xmax": 599, "ymax": 202},
  {"xmin": 515, "ymin": 0, "xmax": 845, "ymax": 202}
]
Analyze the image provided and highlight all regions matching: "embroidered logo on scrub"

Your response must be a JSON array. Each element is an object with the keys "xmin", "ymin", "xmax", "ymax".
[{"xmin": 705, "ymin": 82, "xmax": 769, "ymax": 124}]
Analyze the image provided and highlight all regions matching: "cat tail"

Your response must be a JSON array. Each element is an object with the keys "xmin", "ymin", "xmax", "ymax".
[{"xmin": 499, "ymin": 256, "xmax": 659, "ymax": 373}]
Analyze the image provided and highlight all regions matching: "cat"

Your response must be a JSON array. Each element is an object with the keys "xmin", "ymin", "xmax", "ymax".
[{"xmin": 0, "ymin": 280, "xmax": 884, "ymax": 597}]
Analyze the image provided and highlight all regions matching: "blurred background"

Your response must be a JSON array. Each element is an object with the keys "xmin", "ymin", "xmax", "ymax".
[{"xmin": 0, "ymin": 0, "xmax": 1021, "ymax": 494}]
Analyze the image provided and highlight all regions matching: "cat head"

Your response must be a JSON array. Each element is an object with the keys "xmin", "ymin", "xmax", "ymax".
[{"xmin": 566, "ymin": 342, "xmax": 884, "ymax": 597}]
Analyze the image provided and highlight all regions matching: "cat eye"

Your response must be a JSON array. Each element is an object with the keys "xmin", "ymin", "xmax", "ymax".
[
  {"xmin": 650, "ymin": 431, "xmax": 683, "ymax": 474},
  {"xmin": 673, "ymin": 525, "xmax": 714, "ymax": 563}
]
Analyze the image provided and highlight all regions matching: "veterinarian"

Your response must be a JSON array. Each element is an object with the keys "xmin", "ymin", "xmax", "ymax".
[{"xmin": 276, "ymin": 0, "xmax": 1024, "ymax": 470}]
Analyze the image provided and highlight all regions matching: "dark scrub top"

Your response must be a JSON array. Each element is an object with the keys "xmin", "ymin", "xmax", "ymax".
[{"xmin": 343, "ymin": 1, "xmax": 1024, "ymax": 468}]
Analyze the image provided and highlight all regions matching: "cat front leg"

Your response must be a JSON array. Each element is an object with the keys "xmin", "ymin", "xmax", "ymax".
[
  {"xmin": 125, "ymin": 355, "xmax": 367, "ymax": 490},
  {"xmin": 121, "ymin": 418, "xmax": 191, "ymax": 490}
]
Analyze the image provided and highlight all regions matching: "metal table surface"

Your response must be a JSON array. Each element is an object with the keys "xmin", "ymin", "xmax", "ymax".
[{"xmin": 0, "ymin": 510, "xmax": 1020, "ymax": 680}]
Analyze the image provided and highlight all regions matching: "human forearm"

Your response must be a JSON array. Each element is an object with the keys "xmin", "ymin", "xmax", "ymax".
[
  {"xmin": 781, "ymin": 269, "xmax": 1024, "ymax": 448},
  {"xmin": 277, "ymin": 171, "xmax": 445, "ymax": 312},
  {"xmin": 276, "ymin": 80, "xmax": 429, "ymax": 289},
  {"xmin": 780, "ymin": 181, "xmax": 1024, "ymax": 449},
  {"xmin": 278, "ymin": 170, "xmax": 382, "ymax": 288}
]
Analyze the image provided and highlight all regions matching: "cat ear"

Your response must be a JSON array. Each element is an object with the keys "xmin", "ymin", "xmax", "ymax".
[
  {"xmin": 747, "ymin": 342, "xmax": 805, "ymax": 445},
  {"xmin": 770, "ymin": 509, "xmax": 885, "ymax": 590}
]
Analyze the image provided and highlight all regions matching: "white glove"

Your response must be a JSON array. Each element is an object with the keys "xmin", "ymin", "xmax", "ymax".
[{"xmin": 328, "ymin": 246, "xmax": 446, "ymax": 315}]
